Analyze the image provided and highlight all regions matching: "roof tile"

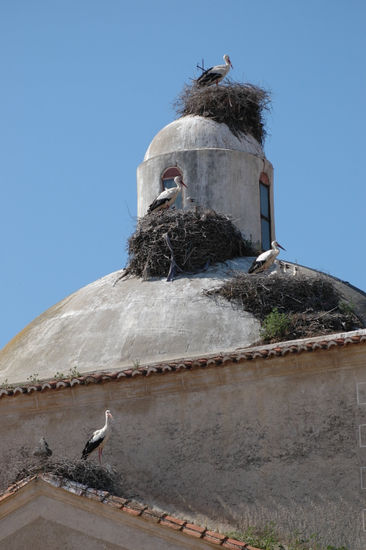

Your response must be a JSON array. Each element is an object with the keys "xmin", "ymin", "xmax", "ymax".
[
  {"xmin": 203, "ymin": 533, "xmax": 226, "ymax": 545},
  {"xmin": 2, "ymin": 330, "xmax": 366, "ymax": 400},
  {"xmin": 182, "ymin": 526, "xmax": 204, "ymax": 538},
  {"xmin": 222, "ymin": 538, "xmax": 247, "ymax": 549},
  {"xmin": 104, "ymin": 495, "xmax": 126, "ymax": 509},
  {"xmin": 160, "ymin": 518, "xmax": 185, "ymax": 531}
]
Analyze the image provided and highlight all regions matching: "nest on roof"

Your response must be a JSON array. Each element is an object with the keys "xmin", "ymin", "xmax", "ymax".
[
  {"xmin": 205, "ymin": 273, "xmax": 363, "ymax": 342},
  {"xmin": 123, "ymin": 208, "xmax": 256, "ymax": 281},
  {"xmin": 174, "ymin": 80, "xmax": 271, "ymax": 144},
  {"xmin": 12, "ymin": 457, "xmax": 124, "ymax": 496}
]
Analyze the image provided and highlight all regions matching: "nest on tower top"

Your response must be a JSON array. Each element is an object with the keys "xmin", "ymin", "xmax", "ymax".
[
  {"xmin": 122, "ymin": 208, "xmax": 256, "ymax": 281},
  {"xmin": 174, "ymin": 80, "xmax": 271, "ymax": 144},
  {"xmin": 205, "ymin": 273, "xmax": 364, "ymax": 342}
]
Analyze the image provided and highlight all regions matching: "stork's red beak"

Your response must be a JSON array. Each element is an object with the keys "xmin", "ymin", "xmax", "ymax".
[
  {"xmin": 277, "ymin": 243, "xmax": 285, "ymax": 251},
  {"xmin": 181, "ymin": 181, "xmax": 187, "ymax": 188}
]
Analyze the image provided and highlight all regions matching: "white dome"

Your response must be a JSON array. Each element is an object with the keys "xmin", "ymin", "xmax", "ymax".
[
  {"xmin": 144, "ymin": 115, "xmax": 264, "ymax": 161},
  {"xmin": 0, "ymin": 259, "xmax": 261, "ymax": 385},
  {"xmin": 1, "ymin": 257, "xmax": 365, "ymax": 386}
]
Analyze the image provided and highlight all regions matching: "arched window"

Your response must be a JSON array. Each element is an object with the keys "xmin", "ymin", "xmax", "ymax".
[
  {"xmin": 161, "ymin": 167, "xmax": 184, "ymax": 210},
  {"xmin": 259, "ymin": 173, "xmax": 271, "ymax": 250}
]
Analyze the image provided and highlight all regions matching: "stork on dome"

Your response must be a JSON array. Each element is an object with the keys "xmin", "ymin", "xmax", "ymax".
[
  {"xmin": 147, "ymin": 176, "xmax": 187, "ymax": 214},
  {"xmin": 196, "ymin": 54, "xmax": 233, "ymax": 87},
  {"xmin": 248, "ymin": 241, "xmax": 285, "ymax": 274},
  {"xmin": 81, "ymin": 409, "xmax": 113, "ymax": 465}
]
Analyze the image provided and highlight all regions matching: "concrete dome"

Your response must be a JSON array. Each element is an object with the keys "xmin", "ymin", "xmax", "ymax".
[
  {"xmin": 2, "ymin": 257, "xmax": 365, "ymax": 386},
  {"xmin": 0, "ymin": 259, "xmax": 261, "ymax": 385},
  {"xmin": 143, "ymin": 115, "xmax": 264, "ymax": 161}
]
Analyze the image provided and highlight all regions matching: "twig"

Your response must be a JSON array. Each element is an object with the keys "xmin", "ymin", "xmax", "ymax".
[{"xmin": 164, "ymin": 233, "xmax": 184, "ymax": 282}]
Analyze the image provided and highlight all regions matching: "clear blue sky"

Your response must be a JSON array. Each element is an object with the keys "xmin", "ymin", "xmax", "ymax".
[{"xmin": 1, "ymin": 0, "xmax": 365, "ymax": 348}]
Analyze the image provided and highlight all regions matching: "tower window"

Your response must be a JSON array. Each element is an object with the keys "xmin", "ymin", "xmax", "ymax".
[
  {"xmin": 161, "ymin": 167, "xmax": 184, "ymax": 210},
  {"xmin": 259, "ymin": 173, "xmax": 271, "ymax": 250}
]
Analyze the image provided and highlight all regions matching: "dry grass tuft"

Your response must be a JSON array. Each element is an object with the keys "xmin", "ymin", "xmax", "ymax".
[
  {"xmin": 123, "ymin": 208, "xmax": 256, "ymax": 280},
  {"xmin": 205, "ymin": 273, "xmax": 363, "ymax": 342},
  {"xmin": 174, "ymin": 80, "xmax": 271, "ymax": 144}
]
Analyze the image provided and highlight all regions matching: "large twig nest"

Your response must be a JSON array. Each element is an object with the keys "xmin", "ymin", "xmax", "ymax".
[
  {"xmin": 124, "ymin": 208, "xmax": 255, "ymax": 280},
  {"xmin": 174, "ymin": 80, "xmax": 271, "ymax": 144},
  {"xmin": 13, "ymin": 457, "xmax": 123, "ymax": 495},
  {"xmin": 205, "ymin": 273, "xmax": 363, "ymax": 341}
]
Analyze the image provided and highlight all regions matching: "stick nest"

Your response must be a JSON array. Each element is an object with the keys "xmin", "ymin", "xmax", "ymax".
[
  {"xmin": 13, "ymin": 457, "xmax": 124, "ymax": 496},
  {"xmin": 124, "ymin": 208, "xmax": 255, "ymax": 280},
  {"xmin": 205, "ymin": 273, "xmax": 363, "ymax": 342},
  {"xmin": 174, "ymin": 80, "xmax": 271, "ymax": 144}
]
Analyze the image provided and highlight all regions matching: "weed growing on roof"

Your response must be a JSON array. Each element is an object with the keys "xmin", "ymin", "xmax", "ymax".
[
  {"xmin": 338, "ymin": 300, "xmax": 355, "ymax": 315},
  {"xmin": 174, "ymin": 79, "xmax": 271, "ymax": 143},
  {"xmin": 0, "ymin": 379, "xmax": 14, "ymax": 390},
  {"xmin": 53, "ymin": 366, "xmax": 80, "ymax": 380},
  {"xmin": 226, "ymin": 523, "xmax": 348, "ymax": 550},
  {"xmin": 261, "ymin": 308, "xmax": 291, "ymax": 343},
  {"xmin": 26, "ymin": 373, "xmax": 40, "ymax": 384},
  {"xmin": 132, "ymin": 359, "xmax": 140, "ymax": 370},
  {"xmin": 69, "ymin": 365, "xmax": 80, "ymax": 377}
]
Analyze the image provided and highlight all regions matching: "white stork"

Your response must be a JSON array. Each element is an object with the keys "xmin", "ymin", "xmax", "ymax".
[
  {"xmin": 81, "ymin": 409, "xmax": 113, "ymax": 464},
  {"xmin": 196, "ymin": 54, "xmax": 233, "ymax": 87},
  {"xmin": 147, "ymin": 176, "xmax": 187, "ymax": 214},
  {"xmin": 248, "ymin": 241, "xmax": 286, "ymax": 274}
]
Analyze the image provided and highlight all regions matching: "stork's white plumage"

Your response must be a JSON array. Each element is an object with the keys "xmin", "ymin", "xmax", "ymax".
[
  {"xmin": 148, "ymin": 176, "xmax": 187, "ymax": 213},
  {"xmin": 81, "ymin": 409, "xmax": 113, "ymax": 464},
  {"xmin": 196, "ymin": 54, "xmax": 233, "ymax": 87},
  {"xmin": 248, "ymin": 241, "xmax": 285, "ymax": 274}
]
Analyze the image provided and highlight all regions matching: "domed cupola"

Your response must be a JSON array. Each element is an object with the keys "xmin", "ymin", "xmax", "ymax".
[{"xmin": 137, "ymin": 84, "xmax": 274, "ymax": 250}]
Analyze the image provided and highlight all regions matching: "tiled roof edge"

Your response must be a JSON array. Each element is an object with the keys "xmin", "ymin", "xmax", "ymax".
[
  {"xmin": 0, "ymin": 474, "xmax": 261, "ymax": 550},
  {"xmin": 1, "ymin": 329, "xmax": 366, "ymax": 399}
]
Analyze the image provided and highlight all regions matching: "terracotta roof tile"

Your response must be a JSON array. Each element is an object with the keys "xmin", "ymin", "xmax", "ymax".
[
  {"xmin": 122, "ymin": 505, "xmax": 142, "ymax": 517},
  {"xmin": 2, "ymin": 329, "xmax": 365, "ymax": 400},
  {"xmin": 203, "ymin": 532, "xmax": 227, "ymax": 545},
  {"xmin": 61, "ymin": 479, "xmax": 87, "ymax": 496},
  {"xmin": 104, "ymin": 495, "xmax": 129, "ymax": 509},
  {"xmin": 222, "ymin": 538, "xmax": 247, "ymax": 549},
  {"xmin": 140, "ymin": 507, "xmax": 162, "ymax": 522},
  {"xmin": 164, "ymin": 515, "xmax": 186, "ymax": 526},
  {"xmin": 160, "ymin": 518, "xmax": 185, "ymax": 531},
  {"xmin": 182, "ymin": 525, "xmax": 205, "ymax": 538},
  {"xmin": 84, "ymin": 487, "xmax": 110, "ymax": 501}
]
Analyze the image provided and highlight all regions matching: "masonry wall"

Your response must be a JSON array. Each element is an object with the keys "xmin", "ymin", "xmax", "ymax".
[{"xmin": 0, "ymin": 344, "xmax": 365, "ymax": 548}]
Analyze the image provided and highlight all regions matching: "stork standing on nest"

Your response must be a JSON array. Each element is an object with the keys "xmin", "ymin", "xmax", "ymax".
[
  {"xmin": 248, "ymin": 241, "xmax": 286, "ymax": 274},
  {"xmin": 81, "ymin": 409, "xmax": 113, "ymax": 464},
  {"xmin": 147, "ymin": 176, "xmax": 187, "ymax": 214},
  {"xmin": 196, "ymin": 54, "xmax": 233, "ymax": 87}
]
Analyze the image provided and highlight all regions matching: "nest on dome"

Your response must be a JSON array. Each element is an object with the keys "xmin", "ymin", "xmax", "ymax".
[
  {"xmin": 174, "ymin": 79, "xmax": 271, "ymax": 144},
  {"xmin": 123, "ymin": 208, "xmax": 256, "ymax": 280},
  {"xmin": 205, "ymin": 273, "xmax": 364, "ymax": 342}
]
